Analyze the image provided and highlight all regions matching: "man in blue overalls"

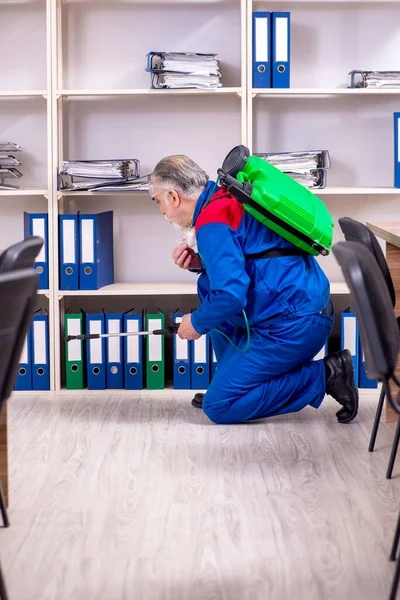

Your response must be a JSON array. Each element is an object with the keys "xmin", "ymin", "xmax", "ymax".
[{"xmin": 149, "ymin": 155, "xmax": 358, "ymax": 425}]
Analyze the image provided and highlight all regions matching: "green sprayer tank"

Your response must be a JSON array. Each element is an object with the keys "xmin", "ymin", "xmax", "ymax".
[{"xmin": 218, "ymin": 146, "xmax": 334, "ymax": 256}]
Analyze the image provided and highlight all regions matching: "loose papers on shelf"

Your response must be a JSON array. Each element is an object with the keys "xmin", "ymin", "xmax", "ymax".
[
  {"xmin": 257, "ymin": 150, "xmax": 331, "ymax": 189},
  {"xmin": 0, "ymin": 142, "xmax": 22, "ymax": 153},
  {"xmin": 0, "ymin": 142, "xmax": 23, "ymax": 189},
  {"xmin": 146, "ymin": 52, "xmax": 222, "ymax": 89},
  {"xmin": 257, "ymin": 150, "xmax": 331, "ymax": 171},
  {"xmin": 348, "ymin": 70, "xmax": 400, "ymax": 89},
  {"xmin": 60, "ymin": 159, "xmax": 140, "ymax": 179},
  {"xmin": 58, "ymin": 159, "xmax": 146, "ymax": 192},
  {"xmin": 92, "ymin": 179, "xmax": 149, "ymax": 193},
  {"xmin": 283, "ymin": 169, "xmax": 327, "ymax": 189}
]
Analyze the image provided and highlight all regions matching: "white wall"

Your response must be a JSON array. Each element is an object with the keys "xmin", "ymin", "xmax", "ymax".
[
  {"xmin": 62, "ymin": 0, "xmax": 241, "ymax": 89},
  {"xmin": 0, "ymin": 99, "xmax": 48, "ymax": 188},
  {"xmin": 63, "ymin": 95, "xmax": 242, "ymax": 178},
  {"xmin": 0, "ymin": 2, "xmax": 47, "ymax": 191},
  {"xmin": 0, "ymin": 1, "xmax": 46, "ymax": 91}
]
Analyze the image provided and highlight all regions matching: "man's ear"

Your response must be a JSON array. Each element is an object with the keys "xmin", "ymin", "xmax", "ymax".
[{"xmin": 169, "ymin": 189, "xmax": 181, "ymax": 207}]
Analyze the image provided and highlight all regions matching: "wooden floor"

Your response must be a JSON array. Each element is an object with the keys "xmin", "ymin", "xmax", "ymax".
[{"xmin": 1, "ymin": 392, "xmax": 400, "ymax": 600}]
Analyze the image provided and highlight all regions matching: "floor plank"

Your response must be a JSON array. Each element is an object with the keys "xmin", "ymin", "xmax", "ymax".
[{"xmin": 0, "ymin": 392, "xmax": 399, "ymax": 600}]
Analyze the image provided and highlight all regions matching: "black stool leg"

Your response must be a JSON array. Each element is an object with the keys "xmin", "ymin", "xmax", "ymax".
[
  {"xmin": 390, "ymin": 557, "xmax": 400, "ymax": 600},
  {"xmin": 0, "ymin": 562, "xmax": 9, "ymax": 600},
  {"xmin": 387, "ymin": 417, "xmax": 400, "ymax": 480},
  {"xmin": 391, "ymin": 512, "xmax": 400, "ymax": 562},
  {"xmin": 0, "ymin": 482, "xmax": 9, "ymax": 528},
  {"xmin": 369, "ymin": 387, "xmax": 386, "ymax": 452}
]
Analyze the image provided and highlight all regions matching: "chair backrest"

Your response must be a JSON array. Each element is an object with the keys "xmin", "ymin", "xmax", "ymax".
[
  {"xmin": 338, "ymin": 217, "xmax": 396, "ymax": 307},
  {"xmin": 0, "ymin": 269, "xmax": 38, "ymax": 408},
  {"xmin": 0, "ymin": 236, "xmax": 44, "ymax": 275},
  {"xmin": 332, "ymin": 241, "xmax": 399, "ymax": 383}
]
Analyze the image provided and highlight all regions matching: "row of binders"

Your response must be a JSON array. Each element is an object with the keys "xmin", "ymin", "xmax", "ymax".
[
  {"xmin": 253, "ymin": 12, "xmax": 290, "ymax": 89},
  {"xmin": 24, "ymin": 211, "xmax": 115, "ymax": 291},
  {"xmin": 0, "ymin": 141, "xmax": 23, "ymax": 190},
  {"xmin": 257, "ymin": 150, "xmax": 331, "ymax": 189},
  {"xmin": 15, "ymin": 311, "xmax": 50, "ymax": 391},
  {"xmin": 58, "ymin": 159, "xmax": 149, "ymax": 192},
  {"xmin": 65, "ymin": 312, "xmax": 217, "ymax": 391},
  {"xmin": 59, "ymin": 211, "xmax": 114, "ymax": 290},
  {"xmin": 315, "ymin": 308, "xmax": 378, "ymax": 389},
  {"xmin": 15, "ymin": 308, "xmax": 376, "ymax": 393},
  {"xmin": 146, "ymin": 52, "xmax": 221, "ymax": 90}
]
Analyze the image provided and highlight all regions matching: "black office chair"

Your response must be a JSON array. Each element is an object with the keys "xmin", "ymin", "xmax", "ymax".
[
  {"xmin": 0, "ymin": 268, "xmax": 39, "ymax": 600},
  {"xmin": 339, "ymin": 217, "xmax": 400, "ymax": 479},
  {"xmin": 332, "ymin": 240, "xmax": 400, "ymax": 600},
  {"xmin": 0, "ymin": 236, "xmax": 44, "ymax": 275},
  {"xmin": 0, "ymin": 236, "xmax": 44, "ymax": 528}
]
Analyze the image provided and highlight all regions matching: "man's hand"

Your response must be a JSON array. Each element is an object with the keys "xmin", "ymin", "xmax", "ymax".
[
  {"xmin": 178, "ymin": 314, "xmax": 201, "ymax": 340},
  {"xmin": 172, "ymin": 243, "xmax": 202, "ymax": 271}
]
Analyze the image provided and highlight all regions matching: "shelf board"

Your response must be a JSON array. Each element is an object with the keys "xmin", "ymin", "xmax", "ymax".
[
  {"xmin": 330, "ymin": 282, "xmax": 349, "ymax": 294},
  {"xmin": 316, "ymin": 187, "xmax": 400, "ymax": 195},
  {"xmin": 0, "ymin": 90, "xmax": 46, "ymax": 98},
  {"xmin": 0, "ymin": 189, "xmax": 48, "ymax": 196},
  {"xmin": 60, "ymin": 281, "xmax": 349, "ymax": 296},
  {"xmin": 59, "ymin": 189, "xmax": 148, "ymax": 196},
  {"xmin": 11, "ymin": 386, "xmax": 378, "ymax": 398},
  {"xmin": 262, "ymin": 0, "xmax": 400, "ymax": 3},
  {"xmin": 56, "ymin": 387, "xmax": 206, "ymax": 397},
  {"xmin": 58, "ymin": 87, "xmax": 241, "ymax": 98},
  {"xmin": 253, "ymin": 88, "xmax": 400, "ymax": 97},
  {"xmin": 60, "ymin": 282, "xmax": 199, "ymax": 296},
  {"xmin": 37, "ymin": 290, "xmax": 49, "ymax": 296},
  {"xmin": 60, "ymin": 187, "xmax": 400, "ymax": 197}
]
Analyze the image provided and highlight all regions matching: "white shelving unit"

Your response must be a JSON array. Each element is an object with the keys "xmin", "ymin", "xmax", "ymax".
[
  {"xmin": 60, "ymin": 282, "xmax": 200, "ymax": 297},
  {"xmin": 0, "ymin": 190, "xmax": 48, "ymax": 197},
  {"xmin": 0, "ymin": 91, "xmax": 47, "ymax": 98},
  {"xmin": 58, "ymin": 88, "xmax": 242, "ymax": 97},
  {"xmin": 50, "ymin": 0, "xmax": 247, "ymax": 392},
  {"xmin": 2, "ymin": 0, "xmax": 398, "ymax": 394},
  {"xmin": 0, "ymin": 0, "xmax": 54, "ymax": 387},
  {"xmin": 248, "ymin": 0, "xmax": 400, "ymax": 287},
  {"xmin": 253, "ymin": 88, "xmax": 400, "ymax": 97}
]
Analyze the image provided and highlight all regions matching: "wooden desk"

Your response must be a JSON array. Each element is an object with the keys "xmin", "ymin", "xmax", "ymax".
[
  {"xmin": 367, "ymin": 222, "xmax": 400, "ymax": 422},
  {"xmin": 0, "ymin": 406, "xmax": 7, "ymax": 506}
]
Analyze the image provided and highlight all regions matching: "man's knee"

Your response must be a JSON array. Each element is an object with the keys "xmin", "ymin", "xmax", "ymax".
[{"xmin": 202, "ymin": 395, "xmax": 233, "ymax": 425}]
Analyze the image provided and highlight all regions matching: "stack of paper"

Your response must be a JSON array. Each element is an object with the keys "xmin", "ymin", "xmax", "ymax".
[
  {"xmin": 92, "ymin": 178, "xmax": 149, "ymax": 193},
  {"xmin": 348, "ymin": 70, "xmax": 400, "ymax": 89},
  {"xmin": 146, "ymin": 52, "xmax": 222, "ymax": 89},
  {"xmin": 59, "ymin": 159, "xmax": 143, "ymax": 191},
  {"xmin": 257, "ymin": 150, "xmax": 331, "ymax": 190},
  {"xmin": 281, "ymin": 170, "xmax": 327, "ymax": 189},
  {"xmin": 0, "ymin": 142, "xmax": 23, "ymax": 190}
]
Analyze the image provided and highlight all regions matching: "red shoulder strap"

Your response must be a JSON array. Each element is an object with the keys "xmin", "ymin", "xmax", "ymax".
[{"xmin": 195, "ymin": 187, "xmax": 244, "ymax": 232}]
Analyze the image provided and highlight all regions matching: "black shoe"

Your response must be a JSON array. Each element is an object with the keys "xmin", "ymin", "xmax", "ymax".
[
  {"xmin": 191, "ymin": 393, "xmax": 204, "ymax": 409},
  {"xmin": 324, "ymin": 349, "xmax": 359, "ymax": 424}
]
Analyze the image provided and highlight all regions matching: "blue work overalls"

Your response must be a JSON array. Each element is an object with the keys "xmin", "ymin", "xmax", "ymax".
[{"xmin": 190, "ymin": 181, "xmax": 333, "ymax": 424}]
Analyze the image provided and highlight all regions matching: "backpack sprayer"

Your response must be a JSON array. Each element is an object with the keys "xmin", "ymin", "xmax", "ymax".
[
  {"xmin": 217, "ymin": 145, "xmax": 334, "ymax": 256},
  {"xmin": 66, "ymin": 146, "xmax": 333, "ymax": 348}
]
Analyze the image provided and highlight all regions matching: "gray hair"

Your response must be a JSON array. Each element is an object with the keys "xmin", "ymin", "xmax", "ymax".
[{"xmin": 149, "ymin": 155, "xmax": 209, "ymax": 199}]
